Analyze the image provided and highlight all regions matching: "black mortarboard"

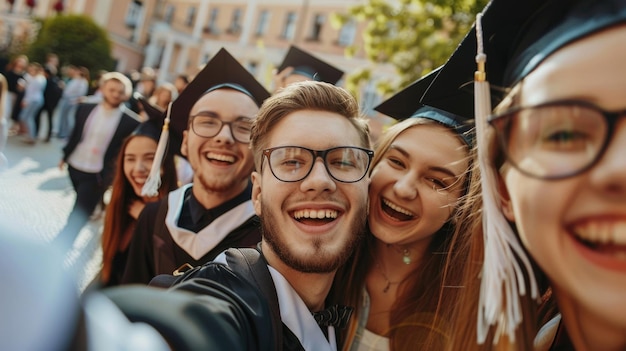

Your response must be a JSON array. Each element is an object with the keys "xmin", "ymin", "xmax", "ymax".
[
  {"xmin": 168, "ymin": 47, "xmax": 271, "ymax": 156},
  {"xmin": 375, "ymin": 67, "xmax": 474, "ymax": 146},
  {"xmin": 421, "ymin": 0, "xmax": 626, "ymax": 118},
  {"xmin": 277, "ymin": 46, "xmax": 344, "ymax": 85},
  {"xmin": 133, "ymin": 93, "xmax": 166, "ymax": 142}
]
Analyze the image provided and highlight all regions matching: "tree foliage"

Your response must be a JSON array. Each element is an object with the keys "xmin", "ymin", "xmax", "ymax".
[
  {"xmin": 27, "ymin": 15, "xmax": 115, "ymax": 73},
  {"xmin": 333, "ymin": 0, "xmax": 488, "ymax": 98}
]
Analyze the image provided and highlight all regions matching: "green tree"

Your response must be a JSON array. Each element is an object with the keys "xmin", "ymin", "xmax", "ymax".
[
  {"xmin": 27, "ymin": 14, "xmax": 115, "ymax": 74},
  {"xmin": 333, "ymin": 0, "xmax": 488, "ymax": 98}
]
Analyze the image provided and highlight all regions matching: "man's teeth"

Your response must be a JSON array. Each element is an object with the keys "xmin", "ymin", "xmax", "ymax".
[
  {"xmin": 575, "ymin": 221, "xmax": 626, "ymax": 245},
  {"xmin": 293, "ymin": 209, "xmax": 338, "ymax": 219},
  {"xmin": 383, "ymin": 198, "xmax": 414, "ymax": 217},
  {"xmin": 207, "ymin": 152, "xmax": 235, "ymax": 163}
]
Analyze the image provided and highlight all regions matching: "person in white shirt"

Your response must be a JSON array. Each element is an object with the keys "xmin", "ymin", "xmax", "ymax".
[
  {"xmin": 54, "ymin": 72, "xmax": 139, "ymax": 252},
  {"xmin": 18, "ymin": 62, "xmax": 46, "ymax": 144}
]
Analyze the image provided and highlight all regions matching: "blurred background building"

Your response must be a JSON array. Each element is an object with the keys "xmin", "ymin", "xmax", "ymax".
[{"xmin": 0, "ymin": 0, "xmax": 396, "ymax": 118}]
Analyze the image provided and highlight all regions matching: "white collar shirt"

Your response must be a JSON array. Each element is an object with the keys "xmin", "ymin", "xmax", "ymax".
[{"xmin": 67, "ymin": 104, "xmax": 123, "ymax": 173}]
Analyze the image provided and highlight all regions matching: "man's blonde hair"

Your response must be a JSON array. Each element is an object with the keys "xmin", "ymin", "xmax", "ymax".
[{"xmin": 250, "ymin": 81, "xmax": 370, "ymax": 171}]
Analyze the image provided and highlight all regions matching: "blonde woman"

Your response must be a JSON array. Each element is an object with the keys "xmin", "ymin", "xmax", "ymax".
[{"xmin": 333, "ymin": 72, "xmax": 475, "ymax": 350}]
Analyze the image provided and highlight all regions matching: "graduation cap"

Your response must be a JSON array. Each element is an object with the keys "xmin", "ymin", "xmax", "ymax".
[
  {"xmin": 277, "ymin": 46, "xmax": 344, "ymax": 85},
  {"xmin": 168, "ymin": 47, "xmax": 271, "ymax": 146},
  {"xmin": 374, "ymin": 67, "xmax": 474, "ymax": 146},
  {"xmin": 420, "ymin": 0, "xmax": 626, "ymax": 118},
  {"xmin": 133, "ymin": 93, "xmax": 167, "ymax": 142},
  {"xmin": 142, "ymin": 48, "xmax": 271, "ymax": 196}
]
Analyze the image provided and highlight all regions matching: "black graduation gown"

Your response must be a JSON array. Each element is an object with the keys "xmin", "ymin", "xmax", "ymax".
[{"xmin": 121, "ymin": 187, "xmax": 261, "ymax": 285}]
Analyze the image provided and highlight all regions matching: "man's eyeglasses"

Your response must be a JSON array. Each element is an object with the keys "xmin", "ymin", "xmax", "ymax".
[
  {"xmin": 489, "ymin": 99, "xmax": 626, "ymax": 180},
  {"xmin": 191, "ymin": 114, "xmax": 253, "ymax": 143},
  {"xmin": 262, "ymin": 146, "xmax": 374, "ymax": 183}
]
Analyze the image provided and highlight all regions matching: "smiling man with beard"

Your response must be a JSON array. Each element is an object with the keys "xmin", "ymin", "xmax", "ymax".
[
  {"xmin": 250, "ymin": 82, "xmax": 372, "ymax": 279},
  {"xmin": 103, "ymin": 80, "xmax": 372, "ymax": 351},
  {"xmin": 120, "ymin": 48, "xmax": 270, "ymax": 285},
  {"xmin": 246, "ymin": 80, "xmax": 372, "ymax": 349},
  {"xmin": 185, "ymin": 80, "xmax": 372, "ymax": 349}
]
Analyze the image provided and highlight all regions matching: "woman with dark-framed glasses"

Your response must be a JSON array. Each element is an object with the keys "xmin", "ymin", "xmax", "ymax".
[{"xmin": 438, "ymin": 0, "xmax": 626, "ymax": 350}]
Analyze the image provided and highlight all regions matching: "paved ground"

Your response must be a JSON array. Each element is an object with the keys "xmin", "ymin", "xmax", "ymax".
[{"xmin": 0, "ymin": 129, "xmax": 102, "ymax": 291}]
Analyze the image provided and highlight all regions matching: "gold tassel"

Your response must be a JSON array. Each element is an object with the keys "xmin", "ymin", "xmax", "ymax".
[{"xmin": 473, "ymin": 13, "xmax": 539, "ymax": 344}]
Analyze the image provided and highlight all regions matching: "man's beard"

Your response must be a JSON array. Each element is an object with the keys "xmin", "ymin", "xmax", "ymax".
[
  {"xmin": 261, "ymin": 200, "xmax": 367, "ymax": 273},
  {"xmin": 197, "ymin": 172, "xmax": 239, "ymax": 193},
  {"xmin": 191, "ymin": 152, "xmax": 253, "ymax": 194}
]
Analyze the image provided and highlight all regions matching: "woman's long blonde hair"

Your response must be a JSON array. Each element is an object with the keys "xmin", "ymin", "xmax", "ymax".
[{"xmin": 332, "ymin": 117, "xmax": 474, "ymax": 350}]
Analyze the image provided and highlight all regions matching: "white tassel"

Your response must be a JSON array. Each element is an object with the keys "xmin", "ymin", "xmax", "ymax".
[
  {"xmin": 473, "ymin": 13, "xmax": 539, "ymax": 344},
  {"xmin": 141, "ymin": 102, "xmax": 172, "ymax": 197}
]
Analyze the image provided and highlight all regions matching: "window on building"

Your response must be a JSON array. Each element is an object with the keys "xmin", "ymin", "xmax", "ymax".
[
  {"xmin": 125, "ymin": 0, "xmax": 142, "ymax": 28},
  {"xmin": 281, "ymin": 12, "xmax": 297, "ymax": 40},
  {"xmin": 164, "ymin": 4, "xmax": 175, "ymax": 24},
  {"xmin": 227, "ymin": 8, "xmax": 242, "ymax": 34},
  {"xmin": 185, "ymin": 6, "xmax": 196, "ymax": 27},
  {"xmin": 255, "ymin": 10, "xmax": 270, "ymax": 37},
  {"xmin": 337, "ymin": 19, "xmax": 357, "ymax": 46},
  {"xmin": 308, "ymin": 13, "xmax": 325, "ymax": 41},
  {"xmin": 204, "ymin": 8, "xmax": 220, "ymax": 34}
]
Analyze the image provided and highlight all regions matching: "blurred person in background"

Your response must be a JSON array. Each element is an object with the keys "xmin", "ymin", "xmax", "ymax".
[
  {"xmin": 19, "ymin": 62, "xmax": 46, "ymax": 145},
  {"xmin": 143, "ymin": 82, "xmax": 177, "ymax": 117},
  {"xmin": 173, "ymin": 74, "xmax": 189, "ymax": 95},
  {"xmin": 35, "ymin": 66, "xmax": 63, "ymax": 142},
  {"xmin": 54, "ymin": 72, "xmax": 139, "ymax": 253},
  {"xmin": 56, "ymin": 65, "xmax": 89, "ymax": 139},
  {"xmin": 5, "ymin": 55, "xmax": 28, "ymax": 135}
]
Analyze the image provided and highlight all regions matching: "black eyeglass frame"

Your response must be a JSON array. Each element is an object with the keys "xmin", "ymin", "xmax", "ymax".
[
  {"xmin": 261, "ymin": 146, "xmax": 374, "ymax": 183},
  {"xmin": 190, "ymin": 114, "xmax": 254, "ymax": 144},
  {"xmin": 488, "ymin": 99, "xmax": 626, "ymax": 180}
]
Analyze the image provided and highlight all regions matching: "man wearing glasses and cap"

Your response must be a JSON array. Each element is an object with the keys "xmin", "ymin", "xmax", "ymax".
[{"xmin": 121, "ymin": 49, "xmax": 270, "ymax": 284}]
